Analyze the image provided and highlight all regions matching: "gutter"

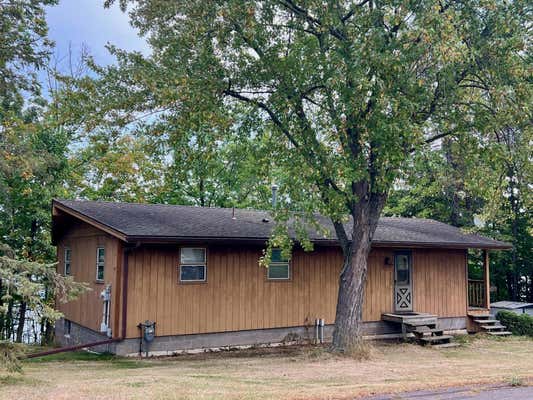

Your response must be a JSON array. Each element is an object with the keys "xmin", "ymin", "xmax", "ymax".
[{"xmin": 23, "ymin": 243, "xmax": 138, "ymax": 360}]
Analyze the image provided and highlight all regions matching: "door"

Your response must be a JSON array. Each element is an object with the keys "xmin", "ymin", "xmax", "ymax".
[{"xmin": 394, "ymin": 251, "xmax": 413, "ymax": 312}]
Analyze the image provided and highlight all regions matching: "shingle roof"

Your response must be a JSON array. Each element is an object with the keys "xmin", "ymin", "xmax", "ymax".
[{"xmin": 52, "ymin": 199, "xmax": 512, "ymax": 250}]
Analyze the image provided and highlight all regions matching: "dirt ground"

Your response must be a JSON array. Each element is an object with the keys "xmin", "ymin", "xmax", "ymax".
[{"xmin": 1, "ymin": 335, "xmax": 532, "ymax": 400}]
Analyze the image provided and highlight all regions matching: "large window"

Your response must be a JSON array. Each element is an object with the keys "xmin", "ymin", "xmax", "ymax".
[
  {"xmin": 267, "ymin": 249, "xmax": 290, "ymax": 280},
  {"xmin": 96, "ymin": 247, "xmax": 105, "ymax": 281},
  {"xmin": 179, "ymin": 248, "xmax": 206, "ymax": 282},
  {"xmin": 64, "ymin": 248, "xmax": 71, "ymax": 276}
]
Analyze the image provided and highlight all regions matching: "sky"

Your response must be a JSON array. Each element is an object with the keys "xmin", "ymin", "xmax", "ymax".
[{"xmin": 45, "ymin": 0, "xmax": 149, "ymax": 69}]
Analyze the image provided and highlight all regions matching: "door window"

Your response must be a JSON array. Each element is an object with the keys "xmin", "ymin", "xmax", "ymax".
[{"xmin": 395, "ymin": 253, "xmax": 411, "ymax": 285}]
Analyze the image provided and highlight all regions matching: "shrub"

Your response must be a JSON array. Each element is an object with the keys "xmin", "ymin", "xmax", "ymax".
[{"xmin": 496, "ymin": 311, "xmax": 533, "ymax": 336}]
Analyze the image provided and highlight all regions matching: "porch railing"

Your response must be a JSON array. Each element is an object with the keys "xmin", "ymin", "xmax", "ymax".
[{"xmin": 468, "ymin": 279, "xmax": 486, "ymax": 308}]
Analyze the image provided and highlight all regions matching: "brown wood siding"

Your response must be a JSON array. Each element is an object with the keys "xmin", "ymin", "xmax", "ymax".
[
  {"xmin": 56, "ymin": 221, "xmax": 468, "ymax": 338},
  {"xmin": 124, "ymin": 246, "xmax": 465, "ymax": 338},
  {"xmin": 412, "ymin": 249, "xmax": 468, "ymax": 317},
  {"xmin": 57, "ymin": 221, "xmax": 121, "ymax": 335}
]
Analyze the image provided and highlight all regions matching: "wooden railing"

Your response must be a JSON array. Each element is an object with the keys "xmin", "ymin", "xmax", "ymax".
[{"xmin": 468, "ymin": 279, "xmax": 486, "ymax": 308}]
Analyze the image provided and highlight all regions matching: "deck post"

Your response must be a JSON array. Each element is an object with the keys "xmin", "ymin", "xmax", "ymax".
[{"xmin": 483, "ymin": 250, "xmax": 490, "ymax": 309}]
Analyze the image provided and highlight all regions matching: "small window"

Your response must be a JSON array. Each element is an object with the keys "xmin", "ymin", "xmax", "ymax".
[
  {"xmin": 179, "ymin": 248, "xmax": 206, "ymax": 282},
  {"xmin": 268, "ymin": 249, "xmax": 290, "ymax": 280},
  {"xmin": 64, "ymin": 319, "xmax": 71, "ymax": 336},
  {"xmin": 64, "ymin": 248, "xmax": 71, "ymax": 276},
  {"xmin": 96, "ymin": 247, "xmax": 105, "ymax": 281},
  {"xmin": 395, "ymin": 252, "xmax": 411, "ymax": 285}
]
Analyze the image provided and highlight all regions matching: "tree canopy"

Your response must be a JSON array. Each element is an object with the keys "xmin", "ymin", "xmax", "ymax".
[{"xmin": 78, "ymin": 0, "xmax": 532, "ymax": 350}]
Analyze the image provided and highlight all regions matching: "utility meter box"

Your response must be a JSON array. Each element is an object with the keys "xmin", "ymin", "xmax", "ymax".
[{"xmin": 138, "ymin": 320, "xmax": 156, "ymax": 343}]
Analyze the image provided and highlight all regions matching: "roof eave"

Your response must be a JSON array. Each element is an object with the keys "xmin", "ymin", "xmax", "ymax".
[
  {"xmin": 52, "ymin": 200, "xmax": 128, "ymax": 243},
  {"xmin": 122, "ymin": 235, "xmax": 512, "ymax": 250}
]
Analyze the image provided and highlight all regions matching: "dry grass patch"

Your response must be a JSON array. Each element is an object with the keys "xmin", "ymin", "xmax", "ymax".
[{"xmin": 1, "ymin": 336, "xmax": 532, "ymax": 400}]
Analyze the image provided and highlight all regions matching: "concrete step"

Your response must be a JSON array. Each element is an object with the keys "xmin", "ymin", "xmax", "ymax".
[
  {"xmin": 432, "ymin": 342, "xmax": 461, "ymax": 349},
  {"xmin": 488, "ymin": 331, "xmax": 512, "ymax": 336},
  {"xmin": 480, "ymin": 324, "xmax": 506, "ymax": 331},
  {"xmin": 474, "ymin": 319, "xmax": 499, "ymax": 324},
  {"xmin": 420, "ymin": 335, "xmax": 453, "ymax": 343}
]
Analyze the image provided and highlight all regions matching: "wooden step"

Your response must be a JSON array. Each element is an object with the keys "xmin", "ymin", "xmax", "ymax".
[
  {"xmin": 412, "ymin": 328, "xmax": 444, "ymax": 336},
  {"xmin": 432, "ymin": 342, "xmax": 461, "ymax": 349},
  {"xmin": 404, "ymin": 319, "xmax": 437, "ymax": 327},
  {"xmin": 480, "ymin": 324, "xmax": 506, "ymax": 331},
  {"xmin": 488, "ymin": 331, "xmax": 512, "ymax": 336},
  {"xmin": 419, "ymin": 335, "xmax": 452, "ymax": 343},
  {"xmin": 474, "ymin": 319, "xmax": 499, "ymax": 324},
  {"xmin": 470, "ymin": 314, "xmax": 491, "ymax": 319}
]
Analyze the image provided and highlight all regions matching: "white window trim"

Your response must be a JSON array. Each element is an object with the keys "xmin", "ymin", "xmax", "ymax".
[
  {"xmin": 267, "ymin": 262, "xmax": 291, "ymax": 280},
  {"xmin": 64, "ymin": 247, "xmax": 71, "ymax": 276},
  {"xmin": 179, "ymin": 247, "xmax": 207, "ymax": 282},
  {"xmin": 96, "ymin": 247, "xmax": 105, "ymax": 282}
]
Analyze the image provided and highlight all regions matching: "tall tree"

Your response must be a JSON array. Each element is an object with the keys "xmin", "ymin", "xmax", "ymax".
[
  {"xmin": 97, "ymin": 0, "xmax": 529, "ymax": 351},
  {"xmin": 0, "ymin": 0, "xmax": 56, "ymax": 112},
  {"xmin": 0, "ymin": 0, "xmax": 73, "ymax": 344}
]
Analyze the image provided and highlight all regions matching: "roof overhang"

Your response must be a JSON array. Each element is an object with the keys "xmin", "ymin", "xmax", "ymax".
[
  {"xmin": 52, "ymin": 200, "xmax": 128, "ymax": 244},
  {"xmin": 51, "ymin": 200, "xmax": 513, "ymax": 250}
]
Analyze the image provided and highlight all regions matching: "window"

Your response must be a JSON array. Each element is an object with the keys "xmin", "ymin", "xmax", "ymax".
[
  {"xmin": 64, "ymin": 248, "xmax": 71, "ymax": 276},
  {"xmin": 179, "ymin": 248, "xmax": 206, "ymax": 282},
  {"xmin": 394, "ymin": 252, "xmax": 411, "ymax": 285},
  {"xmin": 268, "ymin": 249, "xmax": 290, "ymax": 280},
  {"xmin": 96, "ymin": 247, "xmax": 105, "ymax": 281},
  {"xmin": 64, "ymin": 319, "xmax": 71, "ymax": 337}
]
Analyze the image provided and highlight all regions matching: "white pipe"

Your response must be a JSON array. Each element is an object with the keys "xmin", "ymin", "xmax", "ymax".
[
  {"xmin": 319, "ymin": 318, "xmax": 324, "ymax": 343},
  {"xmin": 315, "ymin": 319, "xmax": 319, "ymax": 344}
]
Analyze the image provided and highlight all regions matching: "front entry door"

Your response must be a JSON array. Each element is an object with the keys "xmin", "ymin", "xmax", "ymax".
[{"xmin": 394, "ymin": 251, "xmax": 413, "ymax": 312}]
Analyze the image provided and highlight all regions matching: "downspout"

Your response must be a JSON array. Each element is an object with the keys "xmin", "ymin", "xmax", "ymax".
[{"xmin": 23, "ymin": 243, "xmax": 137, "ymax": 360}]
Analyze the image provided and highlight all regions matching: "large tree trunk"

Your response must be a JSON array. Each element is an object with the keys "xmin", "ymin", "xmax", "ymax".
[
  {"xmin": 331, "ymin": 199, "xmax": 383, "ymax": 352},
  {"xmin": 6, "ymin": 299, "xmax": 14, "ymax": 340},
  {"xmin": 15, "ymin": 301, "xmax": 27, "ymax": 343},
  {"xmin": 331, "ymin": 239, "xmax": 372, "ymax": 350}
]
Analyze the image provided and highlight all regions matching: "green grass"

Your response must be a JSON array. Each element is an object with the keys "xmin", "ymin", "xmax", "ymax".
[
  {"xmin": 23, "ymin": 350, "xmax": 151, "ymax": 369},
  {"xmin": 24, "ymin": 350, "xmax": 116, "ymax": 363}
]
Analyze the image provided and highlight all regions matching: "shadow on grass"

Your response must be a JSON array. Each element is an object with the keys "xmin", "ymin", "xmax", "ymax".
[{"xmin": 23, "ymin": 350, "xmax": 151, "ymax": 369}]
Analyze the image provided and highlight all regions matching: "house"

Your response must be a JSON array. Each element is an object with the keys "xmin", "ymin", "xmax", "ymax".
[
  {"xmin": 51, "ymin": 199, "xmax": 511, "ymax": 355},
  {"xmin": 490, "ymin": 301, "xmax": 533, "ymax": 317}
]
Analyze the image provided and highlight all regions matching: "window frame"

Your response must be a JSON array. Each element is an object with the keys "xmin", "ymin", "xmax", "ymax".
[
  {"xmin": 96, "ymin": 247, "xmax": 105, "ymax": 282},
  {"xmin": 267, "ymin": 249, "xmax": 291, "ymax": 281},
  {"xmin": 64, "ymin": 319, "xmax": 71, "ymax": 337},
  {"xmin": 64, "ymin": 247, "xmax": 71, "ymax": 276},
  {"xmin": 178, "ymin": 247, "xmax": 207, "ymax": 283},
  {"xmin": 394, "ymin": 250, "xmax": 412, "ymax": 285}
]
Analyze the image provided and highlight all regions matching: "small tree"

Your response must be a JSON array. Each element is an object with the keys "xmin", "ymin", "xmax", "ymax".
[
  {"xmin": 96, "ymin": 0, "xmax": 529, "ymax": 352},
  {"xmin": 0, "ymin": 245, "xmax": 88, "ymax": 371}
]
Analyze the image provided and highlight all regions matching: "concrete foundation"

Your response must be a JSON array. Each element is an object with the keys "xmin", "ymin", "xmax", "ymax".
[
  {"xmin": 56, "ymin": 317, "xmax": 467, "ymax": 356},
  {"xmin": 55, "ymin": 319, "xmax": 116, "ymax": 354}
]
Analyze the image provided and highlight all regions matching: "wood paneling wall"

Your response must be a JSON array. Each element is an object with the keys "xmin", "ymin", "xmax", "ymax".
[
  {"xmin": 124, "ymin": 246, "xmax": 466, "ymax": 338},
  {"xmin": 56, "ymin": 221, "xmax": 469, "ymax": 339},
  {"xmin": 57, "ymin": 221, "xmax": 121, "ymax": 334},
  {"xmin": 412, "ymin": 249, "xmax": 468, "ymax": 317}
]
